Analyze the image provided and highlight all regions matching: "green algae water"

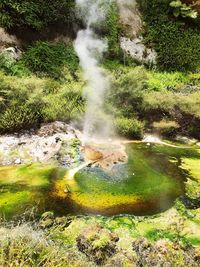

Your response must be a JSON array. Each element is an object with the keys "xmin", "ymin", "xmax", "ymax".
[{"xmin": 0, "ymin": 143, "xmax": 199, "ymax": 219}]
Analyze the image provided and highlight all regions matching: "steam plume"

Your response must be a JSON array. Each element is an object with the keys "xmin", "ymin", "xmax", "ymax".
[{"xmin": 74, "ymin": 0, "xmax": 113, "ymax": 143}]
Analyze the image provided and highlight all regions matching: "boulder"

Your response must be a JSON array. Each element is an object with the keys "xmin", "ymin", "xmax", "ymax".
[
  {"xmin": 1, "ymin": 46, "xmax": 22, "ymax": 60},
  {"xmin": 120, "ymin": 37, "xmax": 157, "ymax": 65},
  {"xmin": 117, "ymin": 0, "xmax": 143, "ymax": 38}
]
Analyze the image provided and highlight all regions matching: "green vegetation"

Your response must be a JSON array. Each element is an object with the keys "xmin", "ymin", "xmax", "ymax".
[
  {"xmin": 170, "ymin": 0, "xmax": 198, "ymax": 19},
  {"xmin": 114, "ymin": 117, "xmax": 144, "ymax": 138},
  {"xmin": 0, "ymin": 0, "xmax": 75, "ymax": 30},
  {"xmin": 0, "ymin": 42, "xmax": 79, "ymax": 80},
  {"xmin": 139, "ymin": 0, "xmax": 200, "ymax": 72},
  {"xmin": 0, "ymin": 1, "xmax": 199, "ymax": 266},
  {"xmin": 0, "ymin": 224, "xmax": 86, "ymax": 267},
  {"xmin": 105, "ymin": 2, "xmax": 121, "ymax": 59},
  {"xmin": 22, "ymin": 41, "xmax": 79, "ymax": 80},
  {"xmin": 0, "ymin": 1, "xmax": 198, "ymax": 138},
  {"xmin": 0, "ymin": 72, "xmax": 84, "ymax": 132},
  {"xmin": 106, "ymin": 64, "xmax": 200, "ymax": 138}
]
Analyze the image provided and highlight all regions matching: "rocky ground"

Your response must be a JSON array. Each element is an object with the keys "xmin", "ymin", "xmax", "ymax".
[
  {"xmin": 0, "ymin": 121, "xmax": 128, "ymax": 169},
  {"xmin": 0, "ymin": 121, "xmax": 83, "ymax": 166}
]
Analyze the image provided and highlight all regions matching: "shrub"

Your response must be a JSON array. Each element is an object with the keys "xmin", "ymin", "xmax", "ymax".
[
  {"xmin": 147, "ymin": 71, "xmax": 188, "ymax": 91},
  {"xmin": 22, "ymin": 41, "xmax": 79, "ymax": 80},
  {"xmin": 0, "ymin": 223, "xmax": 86, "ymax": 266},
  {"xmin": 105, "ymin": 2, "xmax": 121, "ymax": 58},
  {"xmin": 42, "ymin": 88, "xmax": 84, "ymax": 122},
  {"xmin": 0, "ymin": 74, "xmax": 45, "ymax": 132},
  {"xmin": 170, "ymin": 0, "xmax": 198, "ymax": 19},
  {"xmin": 115, "ymin": 117, "xmax": 144, "ymax": 138},
  {"xmin": 0, "ymin": 0, "xmax": 75, "ymax": 30},
  {"xmin": 0, "ymin": 72, "xmax": 84, "ymax": 133},
  {"xmin": 109, "ymin": 66, "xmax": 148, "ymax": 117},
  {"xmin": 139, "ymin": 0, "xmax": 200, "ymax": 72},
  {"xmin": 0, "ymin": 54, "xmax": 30, "ymax": 77},
  {"xmin": 0, "ymin": 103, "xmax": 41, "ymax": 132}
]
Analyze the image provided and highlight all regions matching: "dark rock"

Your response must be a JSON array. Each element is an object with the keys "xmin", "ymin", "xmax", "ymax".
[{"xmin": 180, "ymin": 196, "xmax": 200, "ymax": 209}]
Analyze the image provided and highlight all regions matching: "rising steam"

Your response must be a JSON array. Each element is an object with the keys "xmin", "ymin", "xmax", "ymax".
[{"xmin": 74, "ymin": 0, "xmax": 113, "ymax": 144}]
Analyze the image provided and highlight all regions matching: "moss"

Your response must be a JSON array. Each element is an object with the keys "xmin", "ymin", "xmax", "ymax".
[
  {"xmin": 62, "ymin": 219, "xmax": 88, "ymax": 245},
  {"xmin": 181, "ymin": 156, "xmax": 200, "ymax": 198},
  {"xmin": 0, "ymin": 191, "xmax": 33, "ymax": 216},
  {"xmin": 0, "ymin": 164, "xmax": 54, "ymax": 188},
  {"xmin": 0, "ymin": 164, "xmax": 66, "ymax": 219},
  {"xmin": 92, "ymin": 233, "xmax": 110, "ymax": 249}
]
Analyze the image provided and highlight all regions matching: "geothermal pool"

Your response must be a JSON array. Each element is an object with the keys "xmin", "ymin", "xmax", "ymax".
[{"xmin": 0, "ymin": 143, "xmax": 198, "ymax": 219}]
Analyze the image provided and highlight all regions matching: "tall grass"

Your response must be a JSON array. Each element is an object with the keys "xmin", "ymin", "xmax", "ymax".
[{"xmin": 0, "ymin": 222, "xmax": 89, "ymax": 267}]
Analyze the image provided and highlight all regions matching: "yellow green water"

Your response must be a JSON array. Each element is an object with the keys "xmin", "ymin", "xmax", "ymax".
[{"xmin": 0, "ymin": 143, "xmax": 199, "ymax": 219}]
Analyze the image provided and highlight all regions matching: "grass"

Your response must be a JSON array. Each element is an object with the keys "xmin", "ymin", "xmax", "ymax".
[
  {"xmin": 0, "ymin": 223, "xmax": 87, "ymax": 267},
  {"xmin": 0, "ymin": 72, "xmax": 85, "ymax": 132}
]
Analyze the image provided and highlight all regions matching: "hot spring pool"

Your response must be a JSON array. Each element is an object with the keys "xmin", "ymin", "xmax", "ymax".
[{"xmin": 0, "ymin": 143, "xmax": 199, "ymax": 219}]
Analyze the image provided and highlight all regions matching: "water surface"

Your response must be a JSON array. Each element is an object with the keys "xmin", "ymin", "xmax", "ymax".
[{"xmin": 1, "ymin": 143, "xmax": 198, "ymax": 219}]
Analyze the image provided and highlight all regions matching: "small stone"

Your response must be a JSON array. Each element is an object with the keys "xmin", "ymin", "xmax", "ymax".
[{"xmin": 14, "ymin": 158, "xmax": 21, "ymax": 164}]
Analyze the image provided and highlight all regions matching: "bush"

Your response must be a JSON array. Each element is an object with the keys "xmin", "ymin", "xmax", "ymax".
[
  {"xmin": 109, "ymin": 66, "xmax": 148, "ymax": 117},
  {"xmin": 0, "ymin": 223, "xmax": 86, "ymax": 266},
  {"xmin": 147, "ymin": 71, "xmax": 188, "ymax": 91},
  {"xmin": 105, "ymin": 2, "xmax": 121, "ymax": 58},
  {"xmin": 139, "ymin": 0, "xmax": 200, "ymax": 72},
  {"xmin": 115, "ymin": 117, "xmax": 144, "ymax": 138},
  {"xmin": 0, "ymin": 73, "xmax": 84, "ymax": 133},
  {"xmin": 0, "ymin": 103, "xmax": 41, "ymax": 132},
  {"xmin": 0, "ymin": 54, "xmax": 30, "ymax": 77},
  {"xmin": 0, "ymin": 0, "xmax": 75, "ymax": 30},
  {"xmin": 42, "ymin": 87, "xmax": 84, "ymax": 122},
  {"xmin": 0, "ymin": 74, "xmax": 45, "ymax": 132},
  {"xmin": 22, "ymin": 41, "xmax": 79, "ymax": 80}
]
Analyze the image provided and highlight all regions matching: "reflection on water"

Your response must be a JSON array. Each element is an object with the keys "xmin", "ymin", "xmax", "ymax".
[{"xmin": 0, "ymin": 143, "xmax": 198, "ymax": 219}]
